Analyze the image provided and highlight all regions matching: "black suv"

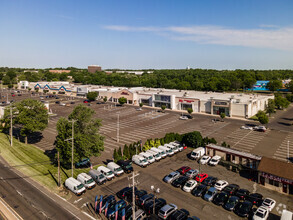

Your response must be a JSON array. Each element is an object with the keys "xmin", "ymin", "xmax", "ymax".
[
  {"xmin": 191, "ymin": 184, "xmax": 207, "ymax": 197},
  {"xmin": 223, "ymin": 184, "xmax": 239, "ymax": 195},
  {"xmin": 172, "ymin": 176, "xmax": 189, "ymax": 188},
  {"xmin": 144, "ymin": 198, "xmax": 167, "ymax": 215},
  {"xmin": 235, "ymin": 189, "xmax": 250, "ymax": 200},
  {"xmin": 202, "ymin": 176, "xmax": 218, "ymax": 186},
  {"xmin": 247, "ymin": 193, "xmax": 263, "ymax": 206},
  {"xmin": 213, "ymin": 191, "xmax": 229, "ymax": 206},
  {"xmin": 169, "ymin": 209, "xmax": 190, "ymax": 220},
  {"xmin": 116, "ymin": 187, "xmax": 133, "ymax": 199},
  {"xmin": 117, "ymin": 160, "xmax": 133, "ymax": 174}
]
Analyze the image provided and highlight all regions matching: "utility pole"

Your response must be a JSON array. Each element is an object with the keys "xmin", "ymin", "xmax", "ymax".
[
  {"xmin": 151, "ymin": 186, "xmax": 160, "ymax": 214},
  {"xmin": 117, "ymin": 112, "xmax": 120, "ymax": 143},
  {"xmin": 58, "ymin": 151, "xmax": 60, "ymax": 187},
  {"xmin": 10, "ymin": 105, "xmax": 13, "ymax": 147},
  {"xmin": 288, "ymin": 140, "xmax": 290, "ymax": 163},
  {"xmin": 65, "ymin": 119, "xmax": 76, "ymax": 177},
  {"xmin": 128, "ymin": 172, "xmax": 139, "ymax": 219}
]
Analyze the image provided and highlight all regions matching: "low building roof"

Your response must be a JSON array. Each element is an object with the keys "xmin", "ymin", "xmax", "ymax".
[{"xmin": 258, "ymin": 157, "xmax": 293, "ymax": 180}]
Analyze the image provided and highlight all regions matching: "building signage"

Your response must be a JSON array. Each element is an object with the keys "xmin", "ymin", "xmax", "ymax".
[
  {"xmin": 215, "ymin": 101, "xmax": 228, "ymax": 106},
  {"xmin": 179, "ymin": 99, "xmax": 194, "ymax": 103},
  {"xmin": 121, "ymin": 92, "xmax": 129, "ymax": 96},
  {"xmin": 261, "ymin": 172, "xmax": 293, "ymax": 185}
]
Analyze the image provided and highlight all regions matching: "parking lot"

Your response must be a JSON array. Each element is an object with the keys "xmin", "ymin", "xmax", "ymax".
[{"xmin": 67, "ymin": 149, "xmax": 293, "ymax": 219}]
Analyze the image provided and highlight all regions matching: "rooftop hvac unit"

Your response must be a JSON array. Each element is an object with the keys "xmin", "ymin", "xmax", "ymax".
[
  {"xmin": 236, "ymin": 99, "xmax": 240, "ymax": 103},
  {"xmin": 231, "ymin": 95, "xmax": 235, "ymax": 99}
]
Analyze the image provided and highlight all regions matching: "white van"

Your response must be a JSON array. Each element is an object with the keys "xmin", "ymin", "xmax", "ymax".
[
  {"xmin": 139, "ymin": 152, "xmax": 155, "ymax": 164},
  {"xmin": 170, "ymin": 142, "xmax": 183, "ymax": 152},
  {"xmin": 88, "ymin": 169, "xmax": 107, "ymax": 185},
  {"xmin": 146, "ymin": 150, "xmax": 161, "ymax": 161},
  {"xmin": 76, "ymin": 173, "xmax": 96, "ymax": 189},
  {"xmin": 132, "ymin": 155, "xmax": 149, "ymax": 167},
  {"xmin": 107, "ymin": 162, "xmax": 124, "ymax": 176},
  {"xmin": 158, "ymin": 145, "xmax": 174, "ymax": 156},
  {"xmin": 190, "ymin": 147, "xmax": 205, "ymax": 160},
  {"xmin": 97, "ymin": 166, "xmax": 115, "ymax": 180},
  {"xmin": 164, "ymin": 144, "xmax": 179, "ymax": 153},
  {"xmin": 150, "ymin": 147, "xmax": 167, "ymax": 158},
  {"xmin": 281, "ymin": 210, "xmax": 293, "ymax": 220},
  {"xmin": 65, "ymin": 177, "xmax": 86, "ymax": 196}
]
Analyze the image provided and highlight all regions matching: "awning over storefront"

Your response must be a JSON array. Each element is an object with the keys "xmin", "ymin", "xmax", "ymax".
[{"xmin": 258, "ymin": 157, "xmax": 293, "ymax": 184}]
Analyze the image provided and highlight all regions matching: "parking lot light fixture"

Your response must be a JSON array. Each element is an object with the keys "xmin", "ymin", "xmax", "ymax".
[{"xmin": 151, "ymin": 185, "xmax": 160, "ymax": 214}]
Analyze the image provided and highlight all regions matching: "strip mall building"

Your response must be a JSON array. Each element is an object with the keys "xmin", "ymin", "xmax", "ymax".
[{"xmin": 19, "ymin": 81, "xmax": 274, "ymax": 118}]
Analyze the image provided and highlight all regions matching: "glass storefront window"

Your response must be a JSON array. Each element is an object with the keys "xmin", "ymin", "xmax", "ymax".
[
  {"xmin": 213, "ymin": 106, "xmax": 230, "ymax": 116},
  {"xmin": 154, "ymin": 95, "xmax": 171, "ymax": 102}
]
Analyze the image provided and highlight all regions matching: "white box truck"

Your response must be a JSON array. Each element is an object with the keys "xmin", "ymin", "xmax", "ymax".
[
  {"xmin": 164, "ymin": 144, "xmax": 179, "ymax": 153},
  {"xmin": 65, "ymin": 177, "xmax": 86, "ymax": 196},
  {"xmin": 158, "ymin": 145, "xmax": 174, "ymax": 156},
  {"xmin": 107, "ymin": 162, "xmax": 124, "ymax": 176},
  {"xmin": 77, "ymin": 173, "xmax": 96, "ymax": 189},
  {"xmin": 190, "ymin": 147, "xmax": 205, "ymax": 160},
  {"xmin": 150, "ymin": 147, "xmax": 167, "ymax": 158},
  {"xmin": 146, "ymin": 150, "xmax": 161, "ymax": 161},
  {"xmin": 97, "ymin": 166, "xmax": 115, "ymax": 181},
  {"xmin": 139, "ymin": 152, "xmax": 155, "ymax": 164},
  {"xmin": 132, "ymin": 155, "xmax": 149, "ymax": 167}
]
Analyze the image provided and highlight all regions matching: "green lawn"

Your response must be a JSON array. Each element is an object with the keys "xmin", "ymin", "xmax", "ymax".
[{"xmin": 0, "ymin": 133, "xmax": 100, "ymax": 196}]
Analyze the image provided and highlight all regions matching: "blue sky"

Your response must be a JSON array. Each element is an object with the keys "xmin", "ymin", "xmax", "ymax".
[{"xmin": 0, "ymin": 0, "xmax": 293, "ymax": 69}]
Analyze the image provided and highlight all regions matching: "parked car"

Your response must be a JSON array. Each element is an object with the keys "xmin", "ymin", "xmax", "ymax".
[
  {"xmin": 213, "ymin": 191, "xmax": 229, "ymax": 206},
  {"xmin": 234, "ymin": 200, "xmax": 253, "ymax": 218},
  {"xmin": 88, "ymin": 170, "xmax": 107, "ymax": 185},
  {"xmin": 138, "ymin": 194, "xmax": 154, "ymax": 208},
  {"xmin": 248, "ymin": 193, "xmax": 263, "ymax": 206},
  {"xmin": 253, "ymin": 206, "xmax": 269, "ymax": 220},
  {"xmin": 254, "ymin": 126, "xmax": 267, "ymax": 132},
  {"xmin": 83, "ymin": 100, "xmax": 89, "ymax": 103},
  {"xmin": 150, "ymin": 147, "xmax": 167, "ymax": 158},
  {"xmin": 75, "ymin": 158, "xmax": 91, "ymax": 168},
  {"xmin": 190, "ymin": 147, "xmax": 205, "ymax": 160},
  {"xmin": 76, "ymin": 173, "xmax": 96, "ymax": 189},
  {"xmin": 169, "ymin": 208, "xmax": 189, "ymax": 220},
  {"xmin": 185, "ymin": 169, "xmax": 199, "ymax": 179},
  {"xmin": 55, "ymin": 101, "xmax": 60, "ymax": 104},
  {"xmin": 107, "ymin": 162, "xmax": 124, "ymax": 176},
  {"xmin": 97, "ymin": 166, "xmax": 115, "ymax": 181},
  {"xmin": 183, "ymin": 180, "xmax": 198, "ymax": 192},
  {"xmin": 146, "ymin": 149, "xmax": 161, "ymax": 161},
  {"xmin": 158, "ymin": 204, "xmax": 178, "ymax": 219},
  {"xmin": 59, "ymin": 102, "xmax": 66, "ymax": 106},
  {"xmin": 126, "ymin": 189, "xmax": 147, "ymax": 203},
  {"xmin": 172, "ymin": 176, "xmax": 189, "ymax": 188},
  {"xmin": 163, "ymin": 171, "xmax": 180, "ymax": 183},
  {"xmin": 177, "ymin": 166, "xmax": 191, "ymax": 175},
  {"xmin": 144, "ymin": 198, "xmax": 166, "ymax": 215},
  {"xmin": 224, "ymin": 196, "xmax": 240, "ymax": 211},
  {"xmin": 191, "ymin": 184, "xmax": 207, "ymax": 197},
  {"xmin": 203, "ymin": 187, "xmax": 218, "ymax": 202},
  {"xmin": 195, "ymin": 173, "xmax": 208, "ymax": 183},
  {"xmin": 235, "ymin": 189, "xmax": 250, "ymax": 200},
  {"xmin": 214, "ymin": 180, "xmax": 229, "ymax": 191},
  {"xmin": 116, "ymin": 160, "xmax": 133, "ymax": 174},
  {"xmin": 223, "ymin": 184, "xmax": 240, "ymax": 195},
  {"xmin": 139, "ymin": 152, "xmax": 155, "ymax": 164},
  {"xmin": 158, "ymin": 145, "xmax": 174, "ymax": 157},
  {"xmin": 64, "ymin": 177, "xmax": 86, "ymax": 196},
  {"xmin": 186, "ymin": 217, "xmax": 200, "ymax": 220},
  {"xmin": 107, "ymin": 200, "xmax": 127, "ymax": 219},
  {"xmin": 183, "ymin": 114, "xmax": 193, "ymax": 119},
  {"xmin": 202, "ymin": 176, "xmax": 218, "ymax": 186},
  {"xmin": 100, "ymin": 195, "xmax": 116, "ymax": 213},
  {"xmin": 261, "ymin": 198, "xmax": 276, "ymax": 211},
  {"xmin": 208, "ymin": 155, "xmax": 221, "ymax": 166},
  {"xmin": 134, "ymin": 209, "xmax": 147, "ymax": 220},
  {"xmin": 241, "ymin": 125, "xmax": 254, "ymax": 130},
  {"xmin": 118, "ymin": 204, "xmax": 132, "ymax": 220},
  {"xmin": 116, "ymin": 187, "xmax": 133, "ymax": 199},
  {"xmin": 179, "ymin": 116, "xmax": 188, "ymax": 120},
  {"xmin": 199, "ymin": 156, "xmax": 211, "ymax": 164},
  {"xmin": 132, "ymin": 155, "xmax": 149, "ymax": 167}
]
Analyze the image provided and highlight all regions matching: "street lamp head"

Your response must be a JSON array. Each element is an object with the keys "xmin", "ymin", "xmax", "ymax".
[
  {"xmin": 151, "ymin": 185, "xmax": 154, "ymax": 191},
  {"xmin": 156, "ymin": 188, "xmax": 160, "ymax": 193}
]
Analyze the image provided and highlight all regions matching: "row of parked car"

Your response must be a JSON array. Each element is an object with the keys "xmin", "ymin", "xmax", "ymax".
[
  {"xmin": 65, "ymin": 160, "xmax": 134, "ymax": 195},
  {"xmin": 98, "ymin": 186, "xmax": 200, "ymax": 220},
  {"xmin": 132, "ymin": 142, "xmax": 184, "ymax": 167},
  {"xmin": 190, "ymin": 147, "xmax": 221, "ymax": 166},
  {"xmin": 163, "ymin": 166, "xmax": 276, "ymax": 219}
]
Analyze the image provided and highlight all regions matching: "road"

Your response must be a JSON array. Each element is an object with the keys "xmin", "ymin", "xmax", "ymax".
[{"xmin": 0, "ymin": 159, "xmax": 87, "ymax": 219}]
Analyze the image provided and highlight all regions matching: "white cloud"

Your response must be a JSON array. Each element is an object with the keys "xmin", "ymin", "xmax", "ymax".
[{"xmin": 103, "ymin": 25, "xmax": 293, "ymax": 51}]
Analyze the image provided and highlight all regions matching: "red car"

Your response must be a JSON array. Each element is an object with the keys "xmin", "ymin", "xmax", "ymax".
[
  {"xmin": 195, "ymin": 173, "xmax": 208, "ymax": 182},
  {"xmin": 12, "ymin": 94, "xmax": 15, "ymax": 97},
  {"xmin": 83, "ymin": 100, "xmax": 88, "ymax": 103},
  {"xmin": 177, "ymin": 166, "xmax": 191, "ymax": 175}
]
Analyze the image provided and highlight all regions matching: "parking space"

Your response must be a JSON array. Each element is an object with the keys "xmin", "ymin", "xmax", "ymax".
[
  {"xmin": 273, "ymin": 132, "xmax": 293, "ymax": 162},
  {"xmin": 67, "ymin": 150, "xmax": 292, "ymax": 219}
]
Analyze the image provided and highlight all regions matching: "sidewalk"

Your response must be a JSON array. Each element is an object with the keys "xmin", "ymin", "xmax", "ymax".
[{"xmin": 0, "ymin": 196, "xmax": 21, "ymax": 220}]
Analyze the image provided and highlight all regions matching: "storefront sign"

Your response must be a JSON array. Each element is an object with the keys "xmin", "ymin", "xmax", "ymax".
[
  {"xmin": 121, "ymin": 92, "xmax": 129, "ymax": 96},
  {"xmin": 179, "ymin": 99, "xmax": 194, "ymax": 103},
  {"xmin": 215, "ymin": 101, "xmax": 228, "ymax": 106},
  {"xmin": 261, "ymin": 172, "xmax": 293, "ymax": 185}
]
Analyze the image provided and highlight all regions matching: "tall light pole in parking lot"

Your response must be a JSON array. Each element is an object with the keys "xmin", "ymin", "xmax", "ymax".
[
  {"xmin": 117, "ymin": 112, "xmax": 120, "ymax": 143},
  {"xmin": 288, "ymin": 140, "xmax": 290, "ymax": 163},
  {"xmin": 151, "ymin": 185, "xmax": 160, "ymax": 215},
  {"xmin": 10, "ymin": 105, "xmax": 13, "ymax": 147},
  {"xmin": 128, "ymin": 172, "xmax": 139, "ymax": 219},
  {"xmin": 65, "ymin": 119, "xmax": 76, "ymax": 177}
]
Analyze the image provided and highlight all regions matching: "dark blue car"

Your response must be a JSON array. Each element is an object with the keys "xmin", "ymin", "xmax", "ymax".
[{"xmin": 107, "ymin": 200, "xmax": 127, "ymax": 219}]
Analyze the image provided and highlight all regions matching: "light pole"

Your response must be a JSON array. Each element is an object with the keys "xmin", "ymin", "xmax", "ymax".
[
  {"xmin": 65, "ymin": 119, "xmax": 76, "ymax": 177},
  {"xmin": 10, "ymin": 105, "xmax": 13, "ymax": 147},
  {"xmin": 150, "ymin": 185, "xmax": 160, "ymax": 214},
  {"xmin": 117, "ymin": 112, "xmax": 120, "ymax": 143},
  {"xmin": 288, "ymin": 140, "xmax": 290, "ymax": 163}
]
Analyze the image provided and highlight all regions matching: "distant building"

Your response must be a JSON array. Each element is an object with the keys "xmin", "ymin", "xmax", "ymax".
[
  {"xmin": 88, "ymin": 65, "xmax": 102, "ymax": 73},
  {"xmin": 49, "ymin": 70, "xmax": 71, "ymax": 74}
]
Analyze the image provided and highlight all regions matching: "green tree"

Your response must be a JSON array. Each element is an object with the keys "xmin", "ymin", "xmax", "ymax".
[
  {"xmin": 123, "ymin": 144, "xmax": 130, "ymax": 159},
  {"xmin": 86, "ymin": 91, "xmax": 98, "ymax": 101},
  {"xmin": 161, "ymin": 105, "xmax": 166, "ymax": 112},
  {"xmin": 103, "ymin": 96, "xmax": 107, "ymax": 103},
  {"xmin": 182, "ymin": 131, "xmax": 203, "ymax": 148},
  {"xmin": 55, "ymin": 105, "xmax": 104, "ymax": 167},
  {"xmin": 118, "ymin": 97, "xmax": 127, "ymax": 105},
  {"xmin": 139, "ymin": 103, "xmax": 143, "ymax": 108},
  {"xmin": 113, "ymin": 149, "xmax": 119, "ymax": 162},
  {"xmin": 275, "ymin": 95, "xmax": 290, "ymax": 109},
  {"xmin": 266, "ymin": 80, "xmax": 282, "ymax": 91},
  {"xmin": 287, "ymin": 81, "xmax": 293, "ymax": 92},
  {"xmin": 256, "ymin": 110, "xmax": 269, "ymax": 124},
  {"xmin": 220, "ymin": 112, "xmax": 226, "ymax": 121},
  {"xmin": 266, "ymin": 99, "xmax": 275, "ymax": 116},
  {"xmin": 2, "ymin": 75, "xmax": 11, "ymax": 85},
  {"xmin": 117, "ymin": 146, "xmax": 122, "ymax": 159},
  {"xmin": 187, "ymin": 108, "xmax": 193, "ymax": 115},
  {"xmin": 2, "ymin": 99, "xmax": 48, "ymax": 144}
]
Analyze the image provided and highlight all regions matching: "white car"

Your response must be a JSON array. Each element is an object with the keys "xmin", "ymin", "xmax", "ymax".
[
  {"xmin": 253, "ymin": 206, "xmax": 269, "ymax": 220},
  {"xmin": 214, "ymin": 180, "xmax": 229, "ymax": 191},
  {"xmin": 200, "ymin": 156, "xmax": 211, "ymax": 164},
  {"xmin": 179, "ymin": 116, "xmax": 188, "ymax": 120},
  {"xmin": 209, "ymin": 155, "xmax": 221, "ymax": 166},
  {"xmin": 261, "ymin": 198, "xmax": 276, "ymax": 211},
  {"xmin": 254, "ymin": 125, "xmax": 267, "ymax": 132},
  {"xmin": 241, "ymin": 125, "xmax": 253, "ymax": 130},
  {"xmin": 136, "ymin": 108, "xmax": 142, "ymax": 111},
  {"xmin": 185, "ymin": 169, "xmax": 199, "ymax": 179},
  {"xmin": 183, "ymin": 180, "xmax": 197, "ymax": 192}
]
